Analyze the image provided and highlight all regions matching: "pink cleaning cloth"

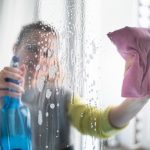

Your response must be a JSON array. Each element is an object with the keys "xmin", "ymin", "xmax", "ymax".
[{"xmin": 107, "ymin": 26, "xmax": 150, "ymax": 98}]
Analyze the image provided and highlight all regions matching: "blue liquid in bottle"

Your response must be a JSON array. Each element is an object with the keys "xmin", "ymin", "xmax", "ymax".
[{"xmin": 0, "ymin": 56, "xmax": 32, "ymax": 150}]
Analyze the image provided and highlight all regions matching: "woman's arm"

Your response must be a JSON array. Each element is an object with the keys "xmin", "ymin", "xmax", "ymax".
[
  {"xmin": 68, "ymin": 95, "xmax": 149, "ymax": 139},
  {"xmin": 109, "ymin": 96, "xmax": 149, "ymax": 128}
]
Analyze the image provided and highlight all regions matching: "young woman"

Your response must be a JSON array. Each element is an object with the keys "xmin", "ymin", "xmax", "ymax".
[{"xmin": 0, "ymin": 21, "xmax": 149, "ymax": 150}]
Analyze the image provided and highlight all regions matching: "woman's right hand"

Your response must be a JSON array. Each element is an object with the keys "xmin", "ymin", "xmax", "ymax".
[{"xmin": 0, "ymin": 65, "xmax": 26, "ymax": 98}]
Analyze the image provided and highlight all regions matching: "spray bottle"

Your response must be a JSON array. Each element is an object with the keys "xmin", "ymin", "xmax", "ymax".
[{"xmin": 0, "ymin": 56, "xmax": 32, "ymax": 150}]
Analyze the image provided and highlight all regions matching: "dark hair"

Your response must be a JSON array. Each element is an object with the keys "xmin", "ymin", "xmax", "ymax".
[{"xmin": 16, "ymin": 21, "xmax": 58, "ymax": 47}]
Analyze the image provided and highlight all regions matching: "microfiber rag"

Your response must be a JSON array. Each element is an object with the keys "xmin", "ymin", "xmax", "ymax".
[{"xmin": 107, "ymin": 26, "xmax": 150, "ymax": 98}]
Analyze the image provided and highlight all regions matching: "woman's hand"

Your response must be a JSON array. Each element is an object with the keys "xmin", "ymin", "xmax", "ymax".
[{"xmin": 0, "ymin": 65, "xmax": 26, "ymax": 98}]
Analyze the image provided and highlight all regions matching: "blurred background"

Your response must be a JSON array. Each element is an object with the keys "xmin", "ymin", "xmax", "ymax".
[{"xmin": 0, "ymin": 0, "xmax": 150, "ymax": 149}]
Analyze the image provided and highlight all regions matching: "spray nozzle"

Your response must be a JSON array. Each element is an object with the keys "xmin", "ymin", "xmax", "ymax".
[{"xmin": 11, "ymin": 56, "xmax": 20, "ymax": 68}]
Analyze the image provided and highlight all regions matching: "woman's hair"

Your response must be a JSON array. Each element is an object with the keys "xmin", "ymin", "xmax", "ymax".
[{"xmin": 16, "ymin": 21, "xmax": 58, "ymax": 47}]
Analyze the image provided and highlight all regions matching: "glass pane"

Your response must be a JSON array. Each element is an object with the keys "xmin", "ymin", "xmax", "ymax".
[{"xmin": 0, "ymin": 0, "xmax": 150, "ymax": 150}]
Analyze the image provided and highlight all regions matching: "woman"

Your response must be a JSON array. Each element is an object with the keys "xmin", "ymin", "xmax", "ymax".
[{"xmin": 0, "ymin": 21, "xmax": 149, "ymax": 150}]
